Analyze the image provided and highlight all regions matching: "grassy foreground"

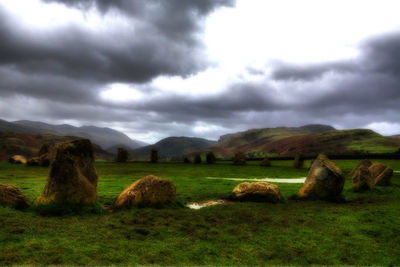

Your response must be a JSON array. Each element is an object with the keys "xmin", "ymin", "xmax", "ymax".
[{"xmin": 0, "ymin": 160, "xmax": 399, "ymax": 265}]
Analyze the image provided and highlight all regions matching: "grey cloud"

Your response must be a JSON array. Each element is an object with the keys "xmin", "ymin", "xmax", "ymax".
[
  {"xmin": 0, "ymin": 0, "xmax": 234, "ymax": 85},
  {"xmin": 1, "ymin": 0, "xmax": 400, "ymax": 142},
  {"xmin": 271, "ymin": 61, "xmax": 357, "ymax": 81}
]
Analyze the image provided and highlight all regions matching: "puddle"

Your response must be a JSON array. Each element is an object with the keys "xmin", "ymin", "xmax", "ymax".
[
  {"xmin": 186, "ymin": 199, "xmax": 233, "ymax": 210},
  {"xmin": 206, "ymin": 177, "xmax": 306, "ymax": 183}
]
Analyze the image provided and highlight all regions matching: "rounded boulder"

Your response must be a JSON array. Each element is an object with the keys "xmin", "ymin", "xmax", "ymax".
[
  {"xmin": 0, "ymin": 184, "xmax": 30, "ymax": 209},
  {"xmin": 232, "ymin": 182, "xmax": 282, "ymax": 203},
  {"xmin": 115, "ymin": 175, "xmax": 176, "ymax": 208}
]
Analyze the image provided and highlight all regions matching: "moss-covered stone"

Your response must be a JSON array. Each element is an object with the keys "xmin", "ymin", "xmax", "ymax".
[
  {"xmin": 35, "ymin": 139, "xmax": 98, "ymax": 205},
  {"xmin": 115, "ymin": 175, "xmax": 176, "ymax": 208}
]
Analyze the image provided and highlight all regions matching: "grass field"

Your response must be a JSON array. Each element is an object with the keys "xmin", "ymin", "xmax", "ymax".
[{"xmin": 1, "ymin": 159, "xmax": 400, "ymax": 265}]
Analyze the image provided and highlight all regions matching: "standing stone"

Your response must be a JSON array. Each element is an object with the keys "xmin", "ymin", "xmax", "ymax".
[
  {"xmin": 116, "ymin": 147, "xmax": 129, "ymax": 163},
  {"xmin": 27, "ymin": 144, "xmax": 52, "ymax": 167},
  {"xmin": 232, "ymin": 182, "xmax": 281, "ymax": 203},
  {"xmin": 352, "ymin": 166, "xmax": 374, "ymax": 191},
  {"xmin": 293, "ymin": 154, "xmax": 304, "ymax": 169},
  {"xmin": 206, "ymin": 151, "xmax": 216, "ymax": 164},
  {"xmin": 0, "ymin": 184, "xmax": 30, "ymax": 209},
  {"xmin": 233, "ymin": 151, "xmax": 246, "ymax": 165},
  {"xmin": 298, "ymin": 154, "xmax": 345, "ymax": 199},
  {"xmin": 35, "ymin": 139, "xmax": 98, "ymax": 205},
  {"xmin": 150, "ymin": 148, "xmax": 158, "ymax": 163},
  {"xmin": 115, "ymin": 175, "xmax": 176, "ymax": 208},
  {"xmin": 260, "ymin": 157, "xmax": 271, "ymax": 167},
  {"xmin": 194, "ymin": 153, "xmax": 202, "ymax": 164},
  {"xmin": 369, "ymin": 163, "xmax": 393, "ymax": 186},
  {"xmin": 350, "ymin": 159, "xmax": 372, "ymax": 178}
]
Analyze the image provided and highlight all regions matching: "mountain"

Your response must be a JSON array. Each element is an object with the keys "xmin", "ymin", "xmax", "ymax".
[
  {"xmin": 0, "ymin": 132, "xmax": 113, "ymax": 161},
  {"xmin": 211, "ymin": 125, "xmax": 400, "ymax": 157},
  {"xmin": 0, "ymin": 119, "xmax": 147, "ymax": 150},
  {"xmin": 131, "ymin": 136, "xmax": 217, "ymax": 158}
]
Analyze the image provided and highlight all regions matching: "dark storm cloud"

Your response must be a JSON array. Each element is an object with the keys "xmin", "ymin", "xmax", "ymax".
[
  {"xmin": 268, "ymin": 31, "xmax": 400, "ymax": 116},
  {"xmin": 361, "ymin": 33, "xmax": 400, "ymax": 76},
  {"xmin": 0, "ymin": 0, "xmax": 234, "ymax": 85},
  {"xmin": 1, "ymin": 0, "xmax": 400, "ymax": 141},
  {"xmin": 43, "ymin": 0, "xmax": 234, "ymax": 41},
  {"xmin": 271, "ymin": 31, "xmax": 400, "ymax": 82}
]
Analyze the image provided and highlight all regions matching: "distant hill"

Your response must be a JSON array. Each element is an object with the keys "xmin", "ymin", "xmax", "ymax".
[
  {"xmin": 131, "ymin": 136, "xmax": 217, "ymax": 158},
  {"xmin": 0, "ymin": 132, "xmax": 113, "ymax": 161},
  {"xmin": 0, "ymin": 119, "xmax": 147, "ymax": 150},
  {"xmin": 211, "ymin": 125, "xmax": 400, "ymax": 157}
]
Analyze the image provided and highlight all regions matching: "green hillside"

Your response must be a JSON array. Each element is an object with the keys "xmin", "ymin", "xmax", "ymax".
[
  {"xmin": 211, "ymin": 127, "xmax": 400, "ymax": 157},
  {"xmin": 0, "ymin": 132, "xmax": 113, "ymax": 161},
  {"xmin": 131, "ymin": 137, "xmax": 217, "ymax": 159}
]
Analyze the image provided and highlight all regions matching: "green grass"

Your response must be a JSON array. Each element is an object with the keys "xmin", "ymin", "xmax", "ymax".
[{"xmin": 1, "ymin": 160, "xmax": 400, "ymax": 265}]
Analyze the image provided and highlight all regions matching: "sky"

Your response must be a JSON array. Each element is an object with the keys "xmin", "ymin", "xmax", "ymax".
[{"xmin": 0, "ymin": 0, "xmax": 400, "ymax": 143}]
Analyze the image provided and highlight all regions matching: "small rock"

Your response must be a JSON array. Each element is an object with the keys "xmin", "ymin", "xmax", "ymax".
[
  {"xmin": 0, "ymin": 184, "xmax": 30, "ymax": 209},
  {"xmin": 8, "ymin": 155, "xmax": 27, "ymax": 164}
]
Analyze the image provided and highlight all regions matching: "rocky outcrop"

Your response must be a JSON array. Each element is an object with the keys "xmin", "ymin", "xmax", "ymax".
[
  {"xmin": 298, "ymin": 154, "xmax": 345, "ymax": 199},
  {"xmin": 231, "ymin": 182, "xmax": 281, "ymax": 202},
  {"xmin": 35, "ymin": 139, "xmax": 98, "ymax": 205},
  {"xmin": 115, "ymin": 175, "xmax": 176, "ymax": 208}
]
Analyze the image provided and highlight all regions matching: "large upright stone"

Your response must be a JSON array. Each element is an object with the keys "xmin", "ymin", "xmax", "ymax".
[
  {"xmin": 116, "ymin": 147, "xmax": 129, "ymax": 163},
  {"xmin": 260, "ymin": 157, "xmax": 271, "ymax": 167},
  {"xmin": 369, "ymin": 163, "xmax": 393, "ymax": 186},
  {"xmin": 27, "ymin": 144, "xmax": 52, "ymax": 167},
  {"xmin": 233, "ymin": 151, "xmax": 246, "ymax": 165},
  {"xmin": 115, "ymin": 175, "xmax": 176, "ymax": 208},
  {"xmin": 293, "ymin": 154, "xmax": 304, "ymax": 169},
  {"xmin": 35, "ymin": 139, "xmax": 98, "ymax": 205},
  {"xmin": 298, "ymin": 154, "xmax": 345, "ymax": 199},
  {"xmin": 0, "ymin": 184, "xmax": 30, "ymax": 209}
]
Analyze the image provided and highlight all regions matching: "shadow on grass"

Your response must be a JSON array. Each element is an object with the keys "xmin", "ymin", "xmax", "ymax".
[
  {"xmin": 33, "ymin": 202, "xmax": 106, "ymax": 216},
  {"xmin": 112, "ymin": 201, "xmax": 185, "ymax": 212}
]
